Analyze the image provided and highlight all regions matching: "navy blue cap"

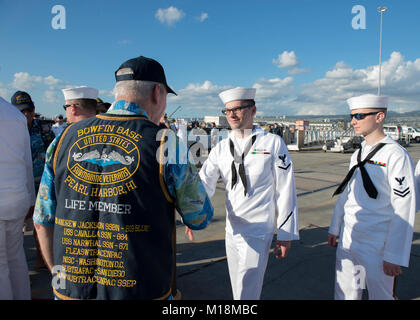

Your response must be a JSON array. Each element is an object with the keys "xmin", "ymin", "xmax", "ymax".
[
  {"xmin": 11, "ymin": 91, "xmax": 35, "ymax": 111},
  {"xmin": 115, "ymin": 56, "xmax": 176, "ymax": 95}
]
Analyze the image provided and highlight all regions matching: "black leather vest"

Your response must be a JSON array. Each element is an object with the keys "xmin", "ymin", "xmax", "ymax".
[{"xmin": 52, "ymin": 114, "xmax": 175, "ymax": 300}]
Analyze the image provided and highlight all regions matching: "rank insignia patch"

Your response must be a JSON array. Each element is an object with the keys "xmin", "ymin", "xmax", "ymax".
[
  {"xmin": 393, "ymin": 177, "xmax": 410, "ymax": 197},
  {"xmin": 277, "ymin": 154, "xmax": 291, "ymax": 170},
  {"xmin": 393, "ymin": 187, "xmax": 410, "ymax": 198}
]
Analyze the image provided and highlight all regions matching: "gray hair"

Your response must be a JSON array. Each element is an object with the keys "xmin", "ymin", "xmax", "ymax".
[{"xmin": 113, "ymin": 68, "xmax": 164, "ymax": 103}]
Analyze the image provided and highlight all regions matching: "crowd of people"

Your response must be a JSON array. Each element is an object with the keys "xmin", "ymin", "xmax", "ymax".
[{"xmin": 0, "ymin": 55, "xmax": 419, "ymax": 300}]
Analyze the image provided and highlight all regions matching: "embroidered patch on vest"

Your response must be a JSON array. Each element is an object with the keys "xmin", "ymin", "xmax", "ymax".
[{"xmin": 65, "ymin": 124, "xmax": 141, "ymax": 198}]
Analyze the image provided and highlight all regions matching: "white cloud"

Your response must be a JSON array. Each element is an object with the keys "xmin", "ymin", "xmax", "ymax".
[
  {"xmin": 99, "ymin": 89, "xmax": 115, "ymax": 99},
  {"xmin": 168, "ymin": 80, "xmax": 231, "ymax": 113},
  {"xmin": 9, "ymin": 72, "xmax": 77, "ymax": 112},
  {"xmin": 12, "ymin": 72, "xmax": 43, "ymax": 91},
  {"xmin": 251, "ymin": 77, "xmax": 296, "ymax": 114},
  {"xmin": 43, "ymin": 75, "xmax": 62, "ymax": 86},
  {"xmin": 43, "ymin": 88, "xmax": 61, "ymax": 104},
  {"xmin": 273, "ymin": 51, "xmax": 310, "ymax": 76},
  {"xmin": 288, "ymin": 67, "xmax": 311, "ymax": 75},
  {"xmin": 6, "ymin": 51, "xmax": 420, "ymax": 118},
  {"xmin": 198, "ymin": 13, "xmax": 208, "ymax": 22},
  {"xmin": 167, "ymin": 51, "xmax": 420, "ymax": 116},
  {"xmin": 167, "ymin": 77, "xmax": 295, "ymax": 115},
  {"xmin": 253, "ymin": 77, "xmax": 294, "ymax": 100},
  {"xmin": 2, "ymin": 71, "xmax": 117, "ymax": 117},
  {"xmin": 155, "ymin": 6, "xmax": 185, "ymax": 26},
  {"xmin": 291, "ymin": 51, "xmax": 420, "ymax": 114},
  {"xmin": 273, "ymin": 51, "xmax": 299, "ymax": 69},
  {"xmin": 12, "ymin": 72, "xmax": 66, "ymax": 92},
  {"xmin": 0, "ymin": 82, "xmax": 11, "ymax": 99}
]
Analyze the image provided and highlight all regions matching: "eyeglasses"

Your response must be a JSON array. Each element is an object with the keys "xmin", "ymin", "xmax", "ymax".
[
  {"xmin": 221, "ymin": 104, "xmax": 254, "ymax": 115},
  {"xmin": 350, "ymin": 112, "xmax": 380, "ymax": 120},
  {"xmin": 63, "ymin": 103, "xmax": 79, "ymax": 111}
]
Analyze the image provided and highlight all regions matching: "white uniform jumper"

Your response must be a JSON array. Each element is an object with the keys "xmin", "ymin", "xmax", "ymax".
[
  {"xmin": 415, "ymin": 160, "xmax": 420, "ymax": 212},
  {"xmin": 0, "ymin": 97, "xmax": 34, "ymax": 300},
  {"xmin": 330, "ymin": 136, "xmax": 416, "ymax": 300},
  {"xmin": 199, "ymin": 126, "xmax": 299, "ymax": 299}
]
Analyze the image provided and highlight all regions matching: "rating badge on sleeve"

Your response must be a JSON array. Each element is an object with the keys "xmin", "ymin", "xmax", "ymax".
[{"xmin": 393, "ymin": 176, "xmax": 410, "ymax": 198}]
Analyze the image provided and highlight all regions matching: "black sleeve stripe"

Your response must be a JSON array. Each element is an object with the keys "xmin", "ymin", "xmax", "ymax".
[
  {"xmin": 279, "ymin": 211, "xmax": 293, "ymax": 229},
  {"xmin": 393, "ymin": 188, "xmax": 410, "ymax": 198}
]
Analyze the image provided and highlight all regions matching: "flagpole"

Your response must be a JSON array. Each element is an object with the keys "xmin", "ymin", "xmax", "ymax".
[{"xmin": 377, "ymin": 6, "xmax": 387, "ymax": 96}]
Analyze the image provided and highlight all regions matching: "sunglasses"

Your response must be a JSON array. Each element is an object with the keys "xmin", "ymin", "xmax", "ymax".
[
  {"xmin": 350, "ymin": 112, "xmax": 380, "ymax": 120},
  {"xmin": 63, "ymin": 103, "xmax": 79, "ymax": 111},
  {"xmin": 221, "ymin": 104, "xmax": 254, "ymax": 115}
]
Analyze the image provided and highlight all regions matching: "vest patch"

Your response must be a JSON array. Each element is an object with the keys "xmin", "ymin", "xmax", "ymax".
[{"xmin": 65, "ymin": 128, "xmax": 141, "ymax": 198}]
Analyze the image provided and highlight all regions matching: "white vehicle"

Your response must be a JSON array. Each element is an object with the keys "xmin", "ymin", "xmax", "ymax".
[
  {"xmin": 402, "ymin": 126, "xmax": 420, "ymax": 143},
  {"xmin": 383, "ymin": 125, "xmax": 403, "ymax": 141},
  {"xmin": 322, "ymin": 136, "xmax": 363, "ymax": 153}
]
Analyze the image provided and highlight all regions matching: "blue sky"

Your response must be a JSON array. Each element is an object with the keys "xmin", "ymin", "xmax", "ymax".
[{"xmin": 1, "ymin": 0, "xmax": 420, "ymax": 118}]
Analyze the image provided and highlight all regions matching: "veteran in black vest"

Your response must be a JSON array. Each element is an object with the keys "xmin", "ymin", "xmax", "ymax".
[{"xmin": 34, "ymin": 56, "xmax": 213, "ymax": 300}]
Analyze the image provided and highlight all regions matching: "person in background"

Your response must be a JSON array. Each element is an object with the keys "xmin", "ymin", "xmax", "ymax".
[
  {"xmin": 272, "ymin": 123, "xmax": 284, "ymax": 138},
  {"xmin": 11, "ymin": 90, "xmax": 55, "ymax": 269},
  {"xmin": 0, "ymin": 96, "xmax": 35, "ymax": 299},
  {"xmin": 415, "ymin": 160, "xmax": 420, "ymax": 212},
  {"xmin": 33, "ymin": 85, "xmax": 99, "ymax": 274},
  {"xmin": 159, "ymin": 113, "xmax": 170, "ymax": 129},
  {"xmin": 51, "ymin": 114, "xmax": 68, "ymax": 137},
  {"xmin": 210, "ymin": 122, "xmax": 218, "ymax": 149},
  {"xmin": 96, "ymin": 97, "xmax": 111, "ymax": 114}
]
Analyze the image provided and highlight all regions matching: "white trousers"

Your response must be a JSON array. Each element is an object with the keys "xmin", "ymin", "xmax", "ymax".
[
  {"xmin": 0, "ymin": 217, "xmax": 31, "ymax": 300},
  {"xmin": 334, "ymin": 246, "xmax": 394, "ymax": 300},
  {"xmin": 225, "ymin": 232, "xmax": 273, "ymax": 300}
]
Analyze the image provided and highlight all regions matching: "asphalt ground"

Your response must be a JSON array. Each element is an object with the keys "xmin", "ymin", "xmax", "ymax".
[{"xmin": 25, "ymin": 143, "xmax": 420, "ymax": 300}]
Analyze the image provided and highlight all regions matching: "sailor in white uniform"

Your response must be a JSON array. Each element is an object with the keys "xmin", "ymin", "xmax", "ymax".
[
  {"xmin": 328, "ymin": 94, "xmax": 417, "ymax": 300},
  {"xmin": 416, "ymin": 160, "xmax": 420, "ymax": 212},
  {"xmin": 198, "ymin": 87, "xmax": 299, "ymax": 300}
]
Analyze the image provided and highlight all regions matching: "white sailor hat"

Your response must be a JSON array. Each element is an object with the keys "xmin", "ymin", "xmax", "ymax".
[
  {"xmin": 347, "ymin": 94, "xmax": 388, "ymax": 110},
  {"xmin": 219, "ymin": 87, "xmax": 256, "ymax": 105},
  {"xmin": 62, "ymin": 86, "xmax": 99, "ymax": 101}
]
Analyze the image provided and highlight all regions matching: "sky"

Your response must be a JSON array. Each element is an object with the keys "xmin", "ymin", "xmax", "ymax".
[{"xmin": 1, "ymin": 0, "xmax": 420, "ymax": 119}]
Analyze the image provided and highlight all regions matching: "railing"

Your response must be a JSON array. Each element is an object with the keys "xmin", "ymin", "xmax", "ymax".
[{"xmin": 285, "ymin": 127, "xmax": 356, "ymax": 150}]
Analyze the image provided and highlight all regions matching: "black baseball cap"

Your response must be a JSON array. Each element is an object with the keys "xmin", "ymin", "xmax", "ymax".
[
  {"xmin": 11, "ymin": 91, "xmax": 35, "ymax": 111},
  {"xmin": 115, "ymin": 56, "xmax": 177, "ymax": 95}
]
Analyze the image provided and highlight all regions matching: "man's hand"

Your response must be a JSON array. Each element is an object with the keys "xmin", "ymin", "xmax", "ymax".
[
  {"xmin": 274, "ymin": 240, "xmax": 291, "ymax": 259},
  {"xmin": 185, "ymin": 226, "xmax": 194, "ymax": 242},
  {"xmin": 328, "ymin": 234, "xmax": 338, "ymax": 248},
  {"xmin": 383, "ymin": 261, "xmax": 402, "ymax": 277}
]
